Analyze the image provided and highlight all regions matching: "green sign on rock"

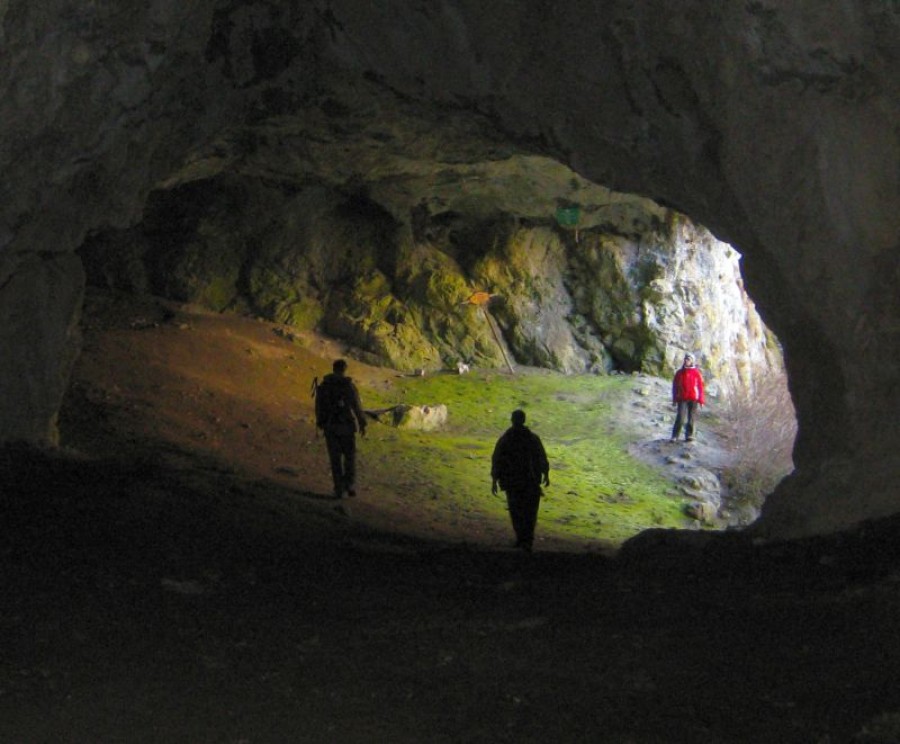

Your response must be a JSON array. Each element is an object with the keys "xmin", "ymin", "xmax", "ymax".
[{"xmin": 555, "ymin": 206, "xmax": 581, "ymax": 227}]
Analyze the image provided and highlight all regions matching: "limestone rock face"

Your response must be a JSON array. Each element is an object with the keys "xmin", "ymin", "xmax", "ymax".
[
  {"xmin": 564, "ymin": 215, "xmax": 780, "ymax": 397},
  {"xmin": 1, "ymin": 0, "xmax": 898, "ymax": 538},
  {"xmin": 386, "ymin": 404, "xmax": 449, "ymax": 432},
  {"xmin": 83, "ymin": 160, "xmax": 776, "ymax": 396}
]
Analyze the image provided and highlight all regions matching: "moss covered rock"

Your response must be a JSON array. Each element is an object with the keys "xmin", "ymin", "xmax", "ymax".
[{"xmin": 82, "ymin": 156, "xmax": 779, "ymax": 394}]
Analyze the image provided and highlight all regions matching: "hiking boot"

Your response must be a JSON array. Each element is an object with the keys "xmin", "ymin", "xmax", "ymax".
[{"xmin": 347, "ymin": 488, "xmax": 357, "ymax": 497}]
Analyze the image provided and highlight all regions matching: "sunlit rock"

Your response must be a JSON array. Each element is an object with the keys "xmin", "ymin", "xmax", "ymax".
[{"xmin": 375, "ymin": 403, "xmax": 449, "ymax": 431}]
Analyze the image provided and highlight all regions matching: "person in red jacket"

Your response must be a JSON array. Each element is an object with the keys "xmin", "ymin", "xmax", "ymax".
[{"xmin": 671, "ymin": 353, "xmax": 705, "ymax": 442}]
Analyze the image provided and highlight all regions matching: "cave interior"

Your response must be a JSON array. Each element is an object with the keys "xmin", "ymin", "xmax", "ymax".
[{"xmin": 2, "ymin": 2, "xmax": 900, "ymax": 741}]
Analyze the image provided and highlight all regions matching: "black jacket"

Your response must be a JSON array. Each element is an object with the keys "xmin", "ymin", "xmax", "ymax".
[
  {"xmin": 491, "ymin": 425, "xmax": 549, "ymax": 491},
  {"xmin": 315, "ymin": 374, "xmax": 366, "ymax": 434}
]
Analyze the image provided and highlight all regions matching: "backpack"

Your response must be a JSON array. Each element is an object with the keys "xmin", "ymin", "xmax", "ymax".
[{"xmin": 313, "ymin": 374, "xmax": 356, "ymax": 431}]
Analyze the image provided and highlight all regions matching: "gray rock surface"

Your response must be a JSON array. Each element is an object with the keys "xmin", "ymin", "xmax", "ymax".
[{"xmin": 385, "ymin": 403, "xmax": 450, "ymax": 431}]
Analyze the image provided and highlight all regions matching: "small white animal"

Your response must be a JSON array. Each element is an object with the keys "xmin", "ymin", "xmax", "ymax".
[{"xmin": 457, "ymin": 361, "xmax": 470, "ymax": 374}]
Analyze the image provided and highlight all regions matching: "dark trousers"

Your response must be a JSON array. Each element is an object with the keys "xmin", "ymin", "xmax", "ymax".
[
  {"xmin": 325, "ymin": 431, "xmax": 357, "ymax": 497},
  {"xmin": 672, "ymin": 401, "xmax": 699, "ymax": 440},
  {"xmin": 506, "ymin": 485, "xmax": 542, "ymax": 548}
]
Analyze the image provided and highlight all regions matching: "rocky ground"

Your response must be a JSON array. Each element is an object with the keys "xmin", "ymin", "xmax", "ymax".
[
  {"xmin": 3, "ymin": 291, "xmax": 900, "ymax": 743},
  {"xmin": 625, "ymin": 375, "xmax": 741, "ymax": 525}
]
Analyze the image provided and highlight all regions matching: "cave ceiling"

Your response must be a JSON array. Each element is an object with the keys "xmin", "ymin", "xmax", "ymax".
[{"xmin": 159, "ymin": 74, "xmax": 667, "ymax": 232}]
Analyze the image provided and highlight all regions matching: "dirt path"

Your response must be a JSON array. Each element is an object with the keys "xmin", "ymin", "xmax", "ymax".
[{"xmin": 603, "ymin": 374, "xmax": 739, "ymax": 527}]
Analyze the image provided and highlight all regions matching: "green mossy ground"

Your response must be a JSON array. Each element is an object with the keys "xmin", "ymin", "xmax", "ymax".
[{"xmin": 361, "ymin": 369, "xmax": 690, "ymax": 545}]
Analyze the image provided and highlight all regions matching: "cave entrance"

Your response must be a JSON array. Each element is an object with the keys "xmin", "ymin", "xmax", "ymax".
[{"xmin": 74, "ymin": 96, "xmax": 798, "ymax": 546}]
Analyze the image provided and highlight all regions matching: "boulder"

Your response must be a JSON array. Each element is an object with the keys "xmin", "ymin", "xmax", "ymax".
[{"xmin": 379, "ymin": 404, "xmax": 449, "ymax": 431}]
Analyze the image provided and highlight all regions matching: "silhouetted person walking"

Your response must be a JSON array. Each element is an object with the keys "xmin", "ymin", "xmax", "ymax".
[
  {"xmin": 491, "ymin": 410, "xmax": 550, "ymax": 552},
  {"xmin": 315, "ymin": 359, "xmax": 367, "ymax": 498},
  {"xmin": 671, "ymin": 352, "xmax": 705, "ymax": 442}
]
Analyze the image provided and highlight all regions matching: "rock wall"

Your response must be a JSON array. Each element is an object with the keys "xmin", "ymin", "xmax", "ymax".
[
  {"xmin": 1, "ymin": 0, "xmax": 898, "ymax": 538},
  {"xmin": 81, "ymin": 171, "xmax": 778, "ymax": 397},
  {"xmin": 563, "ymin": 214, "xmax": 780, "ymax": 398},
  {"xmin": 0, "ymin": 251, "xmax": 84, "ymax": 444}
]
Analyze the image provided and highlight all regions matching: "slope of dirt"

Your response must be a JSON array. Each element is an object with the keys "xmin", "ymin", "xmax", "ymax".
[
  {"xmin": 3, "ymin": 289, "xmax": 900, "ymax": 743},
  {"xmin": 61, "ymin": 291, "xmax": 601, "ymax": 551}
]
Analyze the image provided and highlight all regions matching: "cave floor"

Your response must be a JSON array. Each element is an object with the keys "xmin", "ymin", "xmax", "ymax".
[
  {"xmin": 2, "ymin": 290, "xmax": 900, "ymax": 743},
  {"xmin": 3, "ymin": 444, "xmax": 900, "ymax": 743}
]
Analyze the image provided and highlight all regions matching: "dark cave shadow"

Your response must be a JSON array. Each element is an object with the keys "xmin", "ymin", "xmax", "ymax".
[{"xmin": 296, "ymin": 489, "xmax": 343, "ymax": 501}]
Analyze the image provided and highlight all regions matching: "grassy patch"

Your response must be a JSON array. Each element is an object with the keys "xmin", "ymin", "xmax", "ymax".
[{"xmin": 363, "ymin": 369, "xmax": 689, "ymax": 544}]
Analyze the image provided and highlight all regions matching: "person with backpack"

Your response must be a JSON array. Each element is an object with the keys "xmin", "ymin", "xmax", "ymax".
[
  {"xmin": 315, "ymin": 359, "xmax": 367, "ymax": 498},
  {"xmin": 491, "ymin": 409, "xmax": 550, "ymax": 552},
  {"xmin": 671, "ymin": 352, "xmax": 706, "ymax": 442}
]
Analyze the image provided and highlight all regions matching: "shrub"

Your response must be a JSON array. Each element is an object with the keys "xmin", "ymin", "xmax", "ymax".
[{"xmin": 718, "ymin": 370, "xmax": 797, "ymax": 521}]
